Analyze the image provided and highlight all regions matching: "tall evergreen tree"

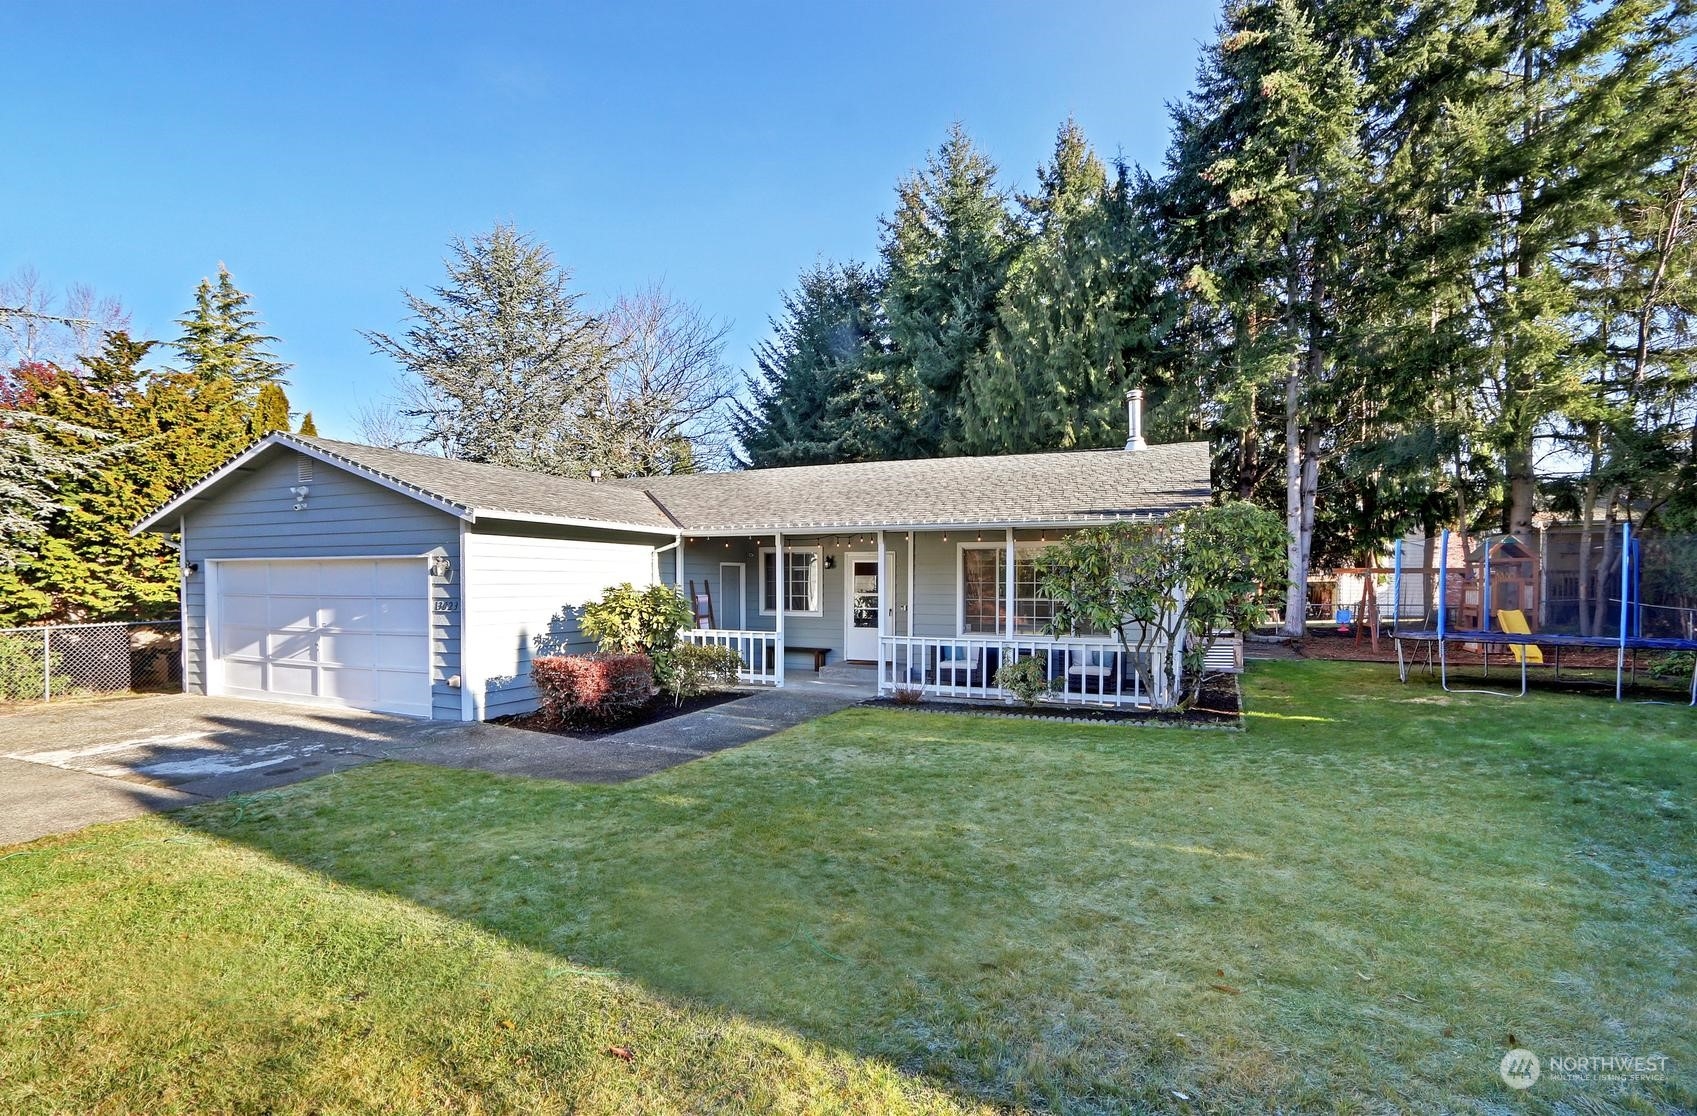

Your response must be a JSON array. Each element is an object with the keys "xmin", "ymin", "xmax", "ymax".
[
  {"xmin": 1162, "ymin": 0, "xmax": 1369, "ymax": 636},
  {"xmin": 363, "ymin": 224, "xmax": 615, "ymax": 475},
  {"xmin": 174, "ymin": 264, "xmax": 290, "ymax": 394},
  {"xmin": 734, "ymin": 262, "xmax": 900, "ymax": 467},
  {"xmin": 961, "ymin": 122, "xmax": 1166, "ymax": 454},
  {"xmin": 881, "ymin": 124, "xmax": 1015, "ymax": 455},
  {"xmin": 297, "ymin": 411, "xmax": 319, "ymax": 436}
]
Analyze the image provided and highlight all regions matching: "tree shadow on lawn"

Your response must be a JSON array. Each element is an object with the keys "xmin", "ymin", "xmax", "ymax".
[{"xmin": 148, "ymin": 663, "xmax": 1697, "ymax": 1113}]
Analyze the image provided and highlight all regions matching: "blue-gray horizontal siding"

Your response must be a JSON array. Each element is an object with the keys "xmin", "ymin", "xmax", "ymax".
[
  {"xmin": 179, "ymin": 448, "xmax": 462, "ymax": 719},
  {"xmin": 466, "ymin": 521, "xmax": 665, "ymax": 719},
  {"xmin": 675, "ymin": 531, "xmax": 908, "ymax": 665}
]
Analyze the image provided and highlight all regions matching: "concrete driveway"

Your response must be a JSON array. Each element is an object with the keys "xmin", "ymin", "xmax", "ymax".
[{"xmin": 0, "ymin": 680, "xmax": 867, "ymax": 847}]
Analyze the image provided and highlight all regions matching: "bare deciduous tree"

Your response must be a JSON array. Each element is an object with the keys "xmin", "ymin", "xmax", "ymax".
[
  {"xmin": 0, "ymin": 267, "xmax": 129, "ymax": 367},
  {"xmin": 587, "ymin": 284, "xmax": 736, "ymax": 475}
]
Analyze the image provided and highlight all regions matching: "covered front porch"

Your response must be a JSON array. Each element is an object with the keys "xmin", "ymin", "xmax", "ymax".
[{"xmin": 666, "ymin": 525, "xmax": 1166, "ymax": 708}]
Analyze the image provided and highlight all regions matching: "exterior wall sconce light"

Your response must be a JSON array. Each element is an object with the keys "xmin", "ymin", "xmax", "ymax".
[
  {"xmin": 429, "ymin": 556, "xmax": 453, "ymax": 580},
  {"xmin": 290, "ymin": 485, "xmax": 310, "ymax": 511}
]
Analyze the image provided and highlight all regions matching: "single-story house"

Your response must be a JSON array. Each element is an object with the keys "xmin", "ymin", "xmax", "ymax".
[{"xmin": 136, "ymin": 398, "xmax": 1212, "ymax": 720}]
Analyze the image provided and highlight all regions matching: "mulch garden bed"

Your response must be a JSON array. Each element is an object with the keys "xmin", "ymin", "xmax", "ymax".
[
  {"xmin": 860, "ymin": 674, "xmax": 1243, "ymax": 728},
  {"xmin": 491, "ymin": 690, "xmax": 748, "ymax": 739}
]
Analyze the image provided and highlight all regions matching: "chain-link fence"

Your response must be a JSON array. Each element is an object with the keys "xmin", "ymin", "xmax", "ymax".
[{"xmin": 0, "ymin": 620, "xmax": 181, "ymax": 705}]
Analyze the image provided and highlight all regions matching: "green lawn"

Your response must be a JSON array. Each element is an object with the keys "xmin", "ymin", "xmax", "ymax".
[{"xmin": 3, "ymin": 661, "xmax": 1693, "ymax": 1114}]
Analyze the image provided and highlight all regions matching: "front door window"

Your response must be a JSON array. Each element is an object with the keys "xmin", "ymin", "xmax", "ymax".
[{"xmin": 851, "ymin": 560, "xmax": 879, "ymax": 629}]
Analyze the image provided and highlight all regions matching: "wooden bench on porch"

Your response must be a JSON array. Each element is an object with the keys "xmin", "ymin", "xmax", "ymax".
[{"xmin": 786, "ymin": 646, "xmax": 830, "ymax": 672}]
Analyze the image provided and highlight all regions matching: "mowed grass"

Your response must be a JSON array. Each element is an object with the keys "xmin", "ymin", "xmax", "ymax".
[{"xmin": 2, "ymin": 662, "xmax": 1693, "ymax": 1114}]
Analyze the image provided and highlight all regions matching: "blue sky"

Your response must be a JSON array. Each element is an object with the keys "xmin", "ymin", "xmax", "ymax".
[{"xmin": 5, "ymin": 2, "xmax": 1218, "ymax": 440}]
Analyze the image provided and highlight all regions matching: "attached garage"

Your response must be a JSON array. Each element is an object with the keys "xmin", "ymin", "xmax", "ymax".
[
  {"xmin": 210, "ymin": 558, "xmax": 432, "ymax": 718},
  {"xmin": 136, "ymin": 433, "xmax": 684, "ymax": 722}
]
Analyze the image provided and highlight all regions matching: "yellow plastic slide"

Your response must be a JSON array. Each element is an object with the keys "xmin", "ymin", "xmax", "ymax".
[{"xmin": 1496, "ymin": 609, "xmax": 1545, "ymax": 664}]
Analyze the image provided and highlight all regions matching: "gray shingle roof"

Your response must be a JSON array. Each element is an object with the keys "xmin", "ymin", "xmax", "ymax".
[
  {"xmin": 295, "ymin": 437, "xmax": 677, "ymax": 530},
  {"xmin": 625, "ymin": 442, "xmax": 1212, "ymax": 531},
  {"xmin": 146, "ymin": 434, "xmax": 1210, "ymax": 535}
]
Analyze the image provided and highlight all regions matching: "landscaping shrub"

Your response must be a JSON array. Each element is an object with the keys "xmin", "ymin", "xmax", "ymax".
[
  {"xmin": 578, "ymin": 583, "xmax": 692, "ymax": 657},
  {"xmin": 532, "ymin": 653, "xmax": 654, "ymax": 726},
  {"xmin": 993, "ymin": 655, "xmax": 1055, "ymax": 707},
  {"xmin": 658, "ymin": 643, "xmax": 742, "ymax": 706},
  {"xmin": 890, "ymin": 685, "xmax": 925, "ymax": 705},
  {"xmin": 1649, "ymin": 650, "xmax": 1695, "ymax": 679}
]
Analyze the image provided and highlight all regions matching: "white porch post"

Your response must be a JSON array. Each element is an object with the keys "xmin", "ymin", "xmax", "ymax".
[
  {"xmin": 774, "ymin": 531, "xmax": 786, "ymax": 687},
  {"xmin": 876, "ymin": 529, "xmax": 887, "ymax": 687},
  {"xmin": 1004, "ymin": 527, "xmax": 1016, "ymax": 640},
  {"xmin": 906, "ymin": 531, "xmax": 915, "ymax": 637}
]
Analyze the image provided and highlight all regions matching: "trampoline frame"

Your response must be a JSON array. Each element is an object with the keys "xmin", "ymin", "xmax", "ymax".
[{"xmin": 1390, "ymin": 525, "xmax": 1697, "ymax": 706}]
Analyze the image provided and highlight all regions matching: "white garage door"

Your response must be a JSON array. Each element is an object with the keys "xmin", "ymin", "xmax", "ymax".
[{"xmin": 212, "ymin": 558, "xmax": 432, "ymax": 717}]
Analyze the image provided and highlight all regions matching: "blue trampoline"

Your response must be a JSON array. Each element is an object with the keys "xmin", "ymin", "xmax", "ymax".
[{"xmin": 1391, "ymin": 523, "xmax": 1697, "ymax": 705}]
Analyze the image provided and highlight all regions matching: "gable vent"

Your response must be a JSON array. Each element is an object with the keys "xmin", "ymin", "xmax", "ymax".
[{"xmin": 297, "ymin": 459, "xmax": 314, "ymax": 484}]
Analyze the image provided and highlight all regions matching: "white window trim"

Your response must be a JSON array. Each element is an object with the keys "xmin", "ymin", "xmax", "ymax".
[
  {"xmin": 758, "ymin": 545, "xmax": 824, "ymax": 618},
  {"xmin": 956, "ymin": 541, "xmax": 1057, "ymax": 637}
]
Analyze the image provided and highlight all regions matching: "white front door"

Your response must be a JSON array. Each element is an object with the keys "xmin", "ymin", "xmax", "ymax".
[
  {"xmin": 211, "ymin": 557, "xmax": 432, "ymax": 718},
  {"xmin": 844, "ymin": 552, "xmax": 881, "ymax": 662}
]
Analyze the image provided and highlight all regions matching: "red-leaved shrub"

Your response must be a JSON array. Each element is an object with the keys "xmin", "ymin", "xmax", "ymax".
[{"xmin": 532, "ymin": 653, "xmax": 654, "ymax": 726}]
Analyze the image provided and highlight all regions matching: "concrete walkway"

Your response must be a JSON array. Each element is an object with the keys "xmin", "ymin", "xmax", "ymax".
[{"xmin": 0, "ymin": 680, "xmax": 869, "ymax": 847}]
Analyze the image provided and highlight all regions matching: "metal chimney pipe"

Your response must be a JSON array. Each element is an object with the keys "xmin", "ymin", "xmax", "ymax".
[{"xmin": 1124, "ymin": 388, "xmax": 1148, "ymax": 452}]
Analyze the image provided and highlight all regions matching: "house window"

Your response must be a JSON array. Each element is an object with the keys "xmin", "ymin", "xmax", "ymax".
[
  {"xmin": 959, "ymin": 543, "xmax": 1057, "ymax": 635},
  {"xmin": 759, "ymin": 547, "xmax": 822, "ymax": 616}
]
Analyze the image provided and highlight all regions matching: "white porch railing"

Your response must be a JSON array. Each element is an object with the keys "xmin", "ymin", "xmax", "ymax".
[
  {"xmin": 681, "ymin": 628, "xmax": 779, "ymax": 685},
  {"xmin": 877, "ymin": 636, "xmax": 1155, "ymax": 708}
]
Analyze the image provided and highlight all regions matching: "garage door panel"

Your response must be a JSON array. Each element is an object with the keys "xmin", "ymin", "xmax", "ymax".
[
  {"xmin": 266, "ymin": 630, "xmax": 318, "ymax": 661},
  {"xmin": 265, "ymin": 562, "xmax": 323, "ymax": 595},
  {"xmin": 221, "ymin": 595, "xmax": 269, "ymax": 627},
  {"xmin": 268, "ymin": 661, "xmax": 318, "ymax": 697},
  {"xmin": 223, "ymin": 659, "xmax": 266, "ymax": 691},
  {"xmin": 222, "ymin": 625, "xmax": 269, "ymax": 659},
  {"xmin": 267, "ymin": 596, "xmax": 319, "ymax": 630},
  {"xmin": 318, "ymin": 597, "xmax": 379, "ymax": 630},
  {"xmin": 318, "ymin": 631, "xmax": 373, "ymax": 668},
  {"xmin": 221, "ymin": 564, "xmax": 270, "ymax": 594},
  {"xmin": 321, "ymin": 668, "xmax": 377, "ymax": 705},
  {"xmin": 372, "ymin": 561, "xmax": 420, "ymax": 595},
  {"xmin": 374, "ymin": 633, "xmax": 423, "ymax": 667},
  {"xmin": 376, "ymin": 597, "xmax": 429, "ymax": 630},
  {"xmin": 214, "ymin": 558, "xmax": 430, "ymax": 718}
]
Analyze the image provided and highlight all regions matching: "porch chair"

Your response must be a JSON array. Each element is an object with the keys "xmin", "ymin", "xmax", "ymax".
[
  {"xmin": 934, "ymin": 643, "xmax": 982, "ymax": 688},
  {"xmin": 1063, "ymin": 646, "xmax": 1116, "ymax": 696}
]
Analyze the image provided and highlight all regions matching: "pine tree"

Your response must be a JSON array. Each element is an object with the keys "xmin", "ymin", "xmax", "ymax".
[
  {"xmin": 881, "ymin": 124, "xmax": 1015, "ymax": 455},
  {"xmin": 961, "ymin": 122, "xmax": 1165, "ymax": 454},
  {"xmin": 297, "ymin": 412, "xmax": 319, "ymax": 436},
  {"xmin": 251, "ymin": 382, "xmax": 292, "ymax": 438},
  {"xmin": 733, "ymin": 262, "xmax": 899, "ymax": 467},
  {"xmin": 1161, "ymin": 0, "xmax": 1368, "ymax": 636},
  {"xmin": 362, "ymin": 224, "xmax": 614, "ymax": 475},
  {"xmin": 174, "ymin": 264, "xmax": 290, "ymax": 394}
]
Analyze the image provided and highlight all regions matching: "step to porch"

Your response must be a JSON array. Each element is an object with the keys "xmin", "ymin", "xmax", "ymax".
[{"xmin": 817, "ymin": 661, "xmax": 878, "ymax": 686}]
